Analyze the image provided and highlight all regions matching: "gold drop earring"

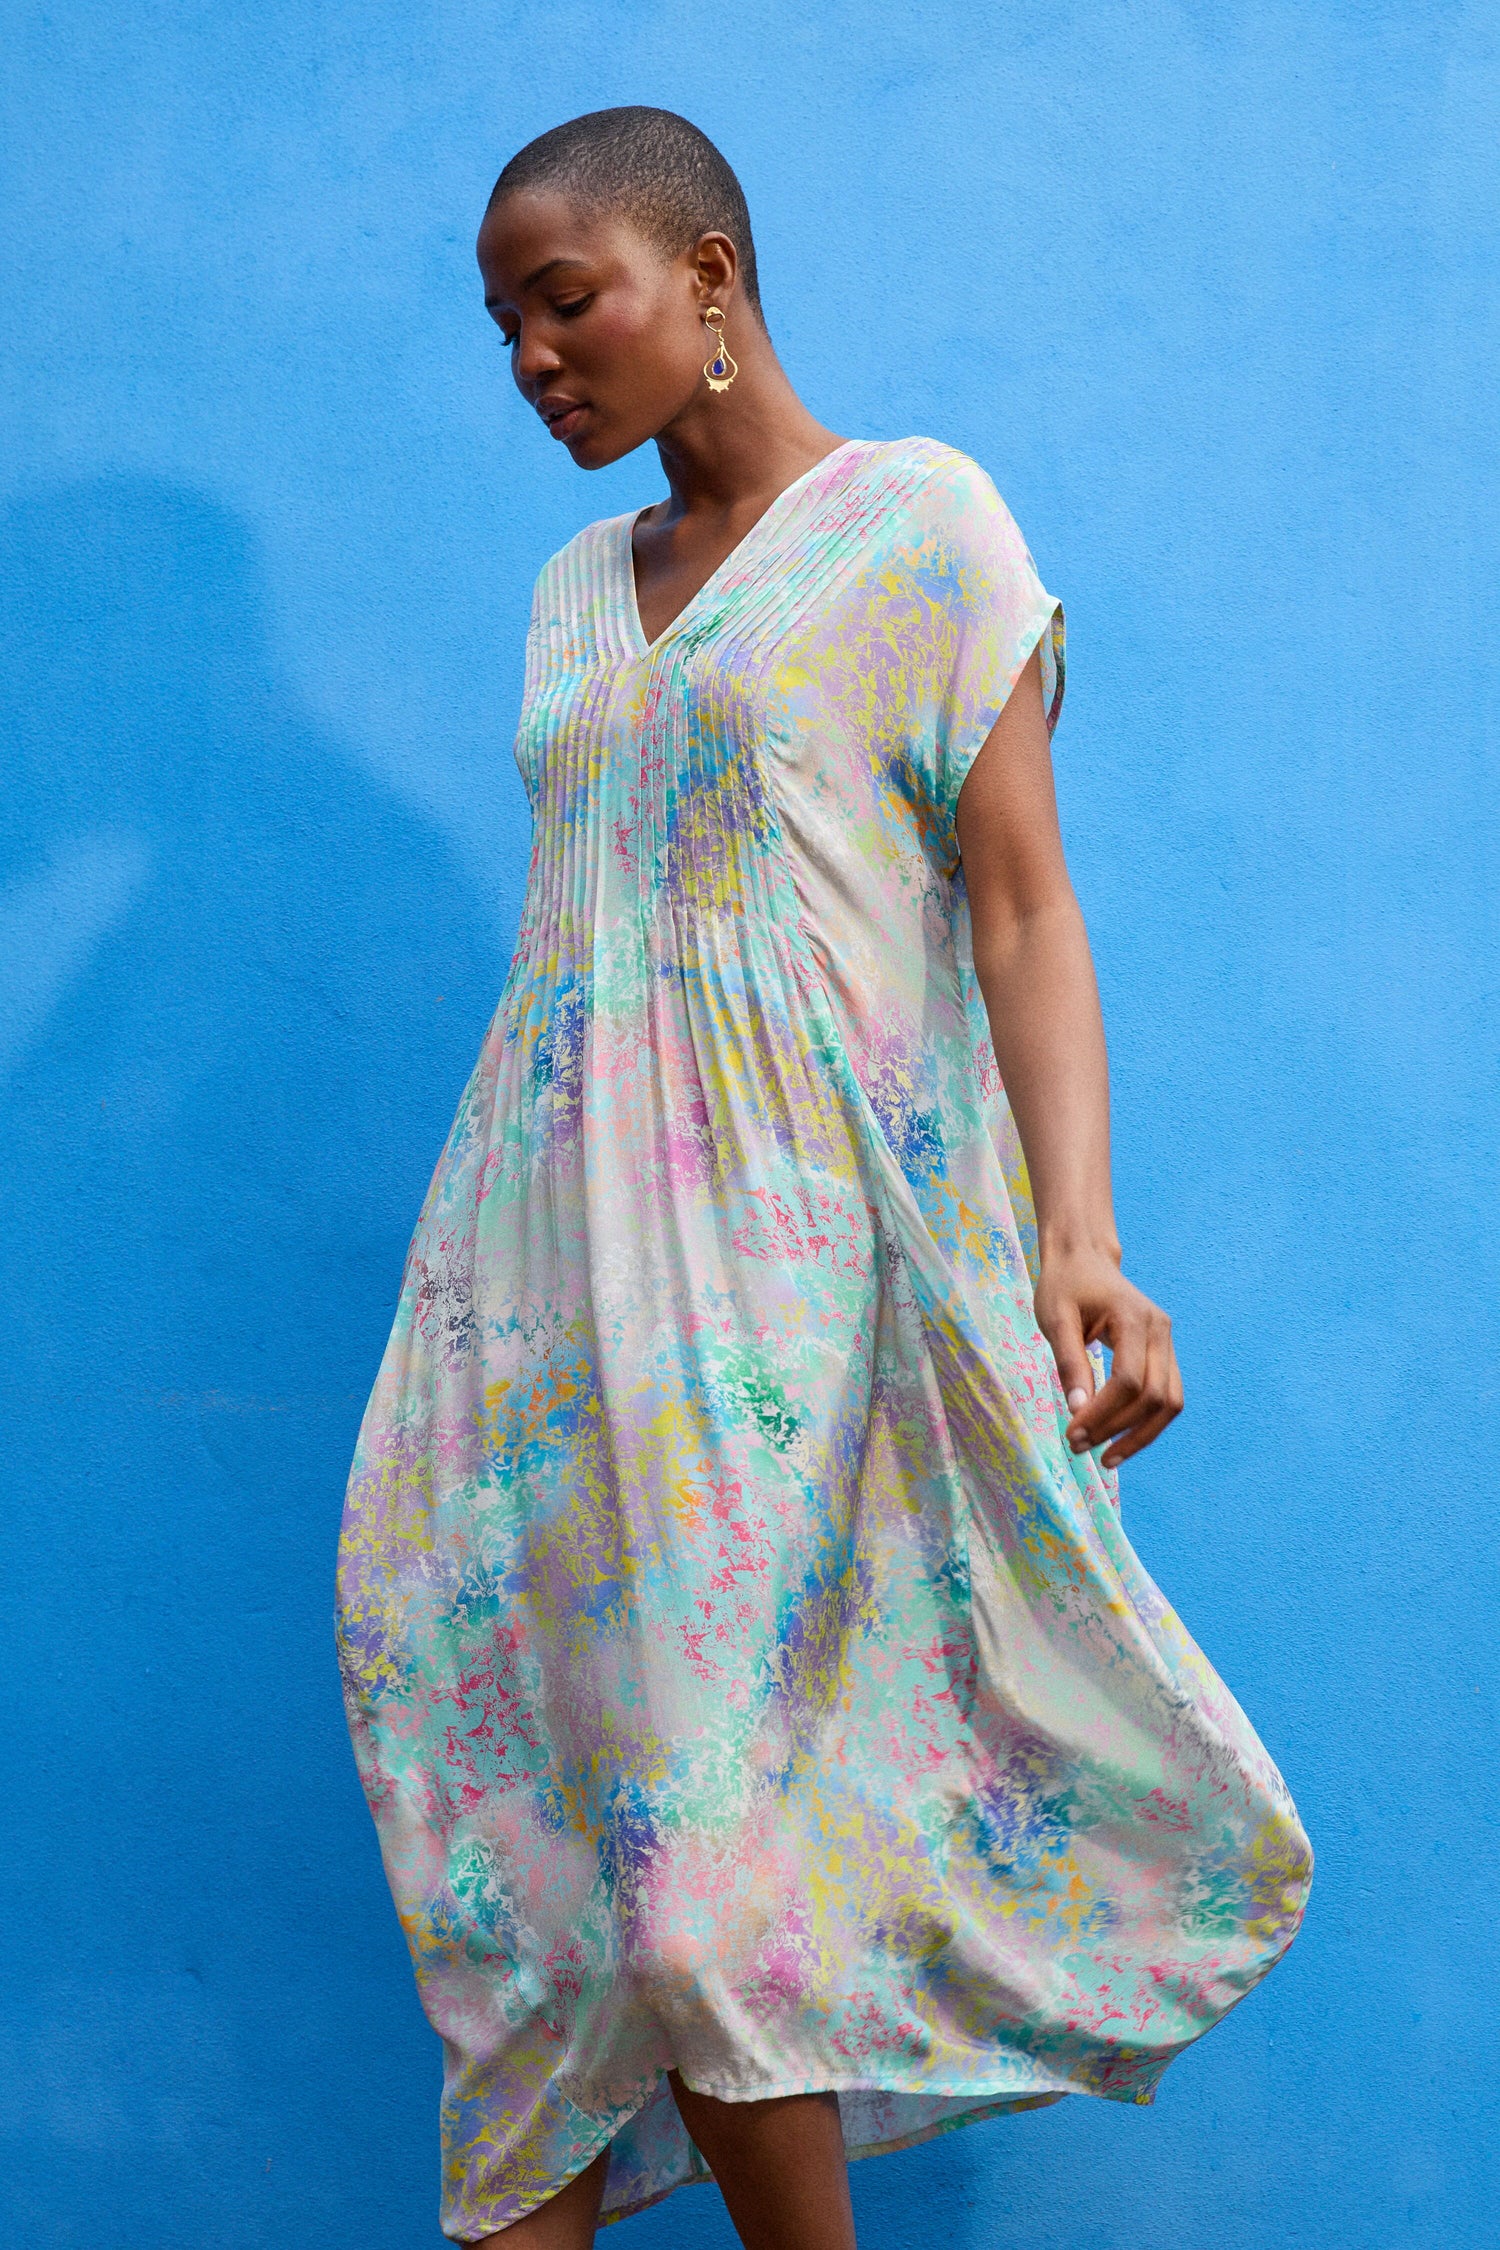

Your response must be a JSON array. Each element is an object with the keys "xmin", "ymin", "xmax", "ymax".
[{"xmin": 701, "ymin": 306, "xmax": 738, "ymax": 392}]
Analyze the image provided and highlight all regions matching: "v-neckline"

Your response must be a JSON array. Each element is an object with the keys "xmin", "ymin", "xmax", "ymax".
[{"xmin": 620, "ymin": 439, "xmax": 861, "ymax": 658}]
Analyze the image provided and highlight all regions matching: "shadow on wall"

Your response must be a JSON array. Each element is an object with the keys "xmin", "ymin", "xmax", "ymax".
[{"xmin": 0, "ymin": 479, "xmax": 504, "ymax": 2246}]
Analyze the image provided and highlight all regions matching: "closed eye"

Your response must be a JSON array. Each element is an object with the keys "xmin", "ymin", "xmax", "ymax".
[{"xmin": 555, "ymin": 296, "xmax": 592, "ymax": 319}]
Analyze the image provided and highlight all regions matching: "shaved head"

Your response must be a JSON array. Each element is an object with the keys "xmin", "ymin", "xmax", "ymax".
[{"xmin": 489, "ymin": 106, "xmax": 763, "ymax": 317}]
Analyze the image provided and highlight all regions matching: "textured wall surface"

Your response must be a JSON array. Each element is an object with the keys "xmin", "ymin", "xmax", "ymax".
[{"xmin": 2, "ymin": 5, "xmax": 1496, "ymax": 2245}]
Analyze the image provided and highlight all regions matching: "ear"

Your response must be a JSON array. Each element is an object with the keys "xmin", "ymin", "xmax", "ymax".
[{"xmin": 691, "ymin": 231, "xmax": 738, "ymax": 310}]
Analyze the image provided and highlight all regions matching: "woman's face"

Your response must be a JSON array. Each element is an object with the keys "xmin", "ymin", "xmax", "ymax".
[{"xmin": 477, "ymin": 188, "xmax": 728, "ymax": 470}]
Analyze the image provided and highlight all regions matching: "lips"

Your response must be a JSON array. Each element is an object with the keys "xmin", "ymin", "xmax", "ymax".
[{"xmin": 539, "ymin": 398, "xmax": 588, "ymax": 443}]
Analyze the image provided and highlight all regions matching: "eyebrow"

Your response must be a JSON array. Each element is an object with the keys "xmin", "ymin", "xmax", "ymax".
[{"xmin": 484, "ymin": 255, "xmax": 590, "ymax": 310}]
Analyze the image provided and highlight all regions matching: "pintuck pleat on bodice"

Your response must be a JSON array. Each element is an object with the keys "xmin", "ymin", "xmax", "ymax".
[{"xmin": 338, "ymin": 437, "xmax": 1311, "ymax": 2240}]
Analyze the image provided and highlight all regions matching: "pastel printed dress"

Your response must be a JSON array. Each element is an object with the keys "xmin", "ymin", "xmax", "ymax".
[{"xmin": 337, "ymin": 438, "xmax": 1311, "ymax": 2239}]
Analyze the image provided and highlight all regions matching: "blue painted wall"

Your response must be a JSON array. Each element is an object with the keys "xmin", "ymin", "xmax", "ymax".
[{"xmin": 2, "ymin": 5, "xmax": 1495, "ymax": 2244}]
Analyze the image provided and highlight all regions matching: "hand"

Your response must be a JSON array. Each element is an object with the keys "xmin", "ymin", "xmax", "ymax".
[{"xmin": 1032, "ymin": 1248, "xmax": 1183, "ymax": 1470}]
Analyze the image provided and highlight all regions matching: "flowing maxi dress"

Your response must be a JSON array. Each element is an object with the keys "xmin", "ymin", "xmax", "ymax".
[{"xmin": 337, "ymin": 436, "xmax": 1312, "ymax": 2239}]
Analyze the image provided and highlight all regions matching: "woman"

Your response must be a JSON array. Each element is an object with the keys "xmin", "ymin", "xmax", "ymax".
[{"xmin": 337, "ymin": 106, "xmax": 1311, "ymax": 2249}]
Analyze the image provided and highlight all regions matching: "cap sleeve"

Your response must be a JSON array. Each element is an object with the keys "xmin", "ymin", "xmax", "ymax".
[{"xmin": 916, "ymin": 453, "xmax": 1065, "ymax": 856}]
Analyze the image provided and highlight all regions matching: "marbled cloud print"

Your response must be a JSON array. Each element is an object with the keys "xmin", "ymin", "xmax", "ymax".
[{"xmin": 337, "ymin": 437, "xmax": 1311, "ymax": 2238}]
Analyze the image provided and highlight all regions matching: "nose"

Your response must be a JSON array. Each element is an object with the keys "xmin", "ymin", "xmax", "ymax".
[{"xmin": 512, "ymin": 323, "xmax": 562, "ymax": 393}]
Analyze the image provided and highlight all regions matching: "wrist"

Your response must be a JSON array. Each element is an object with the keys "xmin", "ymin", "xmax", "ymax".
[{"xmin": 1037, "ymin": 1222, "xmax": 1122, "ymax": 1268}]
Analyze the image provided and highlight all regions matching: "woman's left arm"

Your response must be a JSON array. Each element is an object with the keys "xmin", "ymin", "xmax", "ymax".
[{"xmin": 954, "ymin": 644, "xmax": 1183, "ymax": 1468}]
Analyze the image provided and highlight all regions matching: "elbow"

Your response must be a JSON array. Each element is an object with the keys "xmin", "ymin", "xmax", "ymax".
[{"xmin": 969, "ymin": 891, "xmax": 1086, "ymax": 986}]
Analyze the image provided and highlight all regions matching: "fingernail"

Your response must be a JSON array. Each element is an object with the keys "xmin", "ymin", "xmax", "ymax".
[{"xmin": 1066, "ymin": 1388, "xmax": 1088, "ymax": 1411}]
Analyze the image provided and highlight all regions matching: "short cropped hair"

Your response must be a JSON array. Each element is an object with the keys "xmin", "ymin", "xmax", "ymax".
[{"xmin": 490, "ymin": 106, "xmax": 763, "ymax": 316}]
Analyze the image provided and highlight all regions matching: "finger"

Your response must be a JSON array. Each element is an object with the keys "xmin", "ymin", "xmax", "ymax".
[
  {"xmin": 1101, "ymin": 1324, "xmax": 1183, "ymax": 1467},
  {"xmin": 1072, "ymin": 1310, "xmax": 1179, "ymax": 1452},
  {"xmin": 1102, "ymin": 1393, "xmax": 1181, "ymax": 1466},
  {"xmin": 1043, "ymin": 1302, "xmax": 1096, "ymax": 1434},
  {"xmin": 1067, "ymin": 1323, "xmax": 1147, "ymax": 1451}
]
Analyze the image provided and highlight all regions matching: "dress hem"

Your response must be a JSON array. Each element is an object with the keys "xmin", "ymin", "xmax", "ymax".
[
  {"xmin": 446, "ymin": 2073, "xmax": 1134, "ymax": 2237},
  {"xmin": 596, "ymin": 2090, "xmax": 1069, "ymax": 2231}
]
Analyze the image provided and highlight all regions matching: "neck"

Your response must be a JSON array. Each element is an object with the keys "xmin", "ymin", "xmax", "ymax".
[{"xmin": 651, "ymin": 318, "xmax": 844, "ymax": 522}]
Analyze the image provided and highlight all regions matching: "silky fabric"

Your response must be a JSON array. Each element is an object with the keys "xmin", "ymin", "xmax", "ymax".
[{"xmin": 337, "ymin": 437, "xmax": 1311, "ymax": 2237}]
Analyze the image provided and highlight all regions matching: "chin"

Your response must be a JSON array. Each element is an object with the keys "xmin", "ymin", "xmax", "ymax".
[{"xmin": 567, "ymin": 423, "xmax": 652, "ymax": 473}]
